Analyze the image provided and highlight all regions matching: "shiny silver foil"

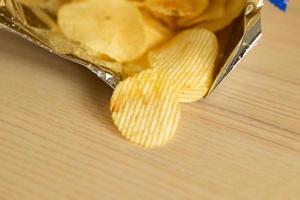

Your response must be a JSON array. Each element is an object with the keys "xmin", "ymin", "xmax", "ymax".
[{"xmin": 0, "ymin": 0, "xmax": 263, "ymax": 92}]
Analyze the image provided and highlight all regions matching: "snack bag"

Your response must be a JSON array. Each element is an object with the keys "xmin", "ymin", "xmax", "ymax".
[{"xmin": 0, "ymin": 0, "xmax": 263, "ymax": 147}]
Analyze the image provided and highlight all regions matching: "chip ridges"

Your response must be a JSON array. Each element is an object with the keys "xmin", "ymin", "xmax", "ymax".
[
  {"xmin": 148, "ymin": 28, "xmax": 218, "ymax": 102},
  {"xmin": 110, "ymin": 70, "xmax": 181, "ymax": 148}
]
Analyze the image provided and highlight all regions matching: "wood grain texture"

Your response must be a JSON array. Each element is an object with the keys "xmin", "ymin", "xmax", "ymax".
[{"xmin": 0, "ymin": 2, "xmax": 300, "ymax": 200}]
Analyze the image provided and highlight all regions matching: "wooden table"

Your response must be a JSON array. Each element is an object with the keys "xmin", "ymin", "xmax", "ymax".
[{"xmin": 1, "ymin": 3, "xmax": 300, "ymax": 200}]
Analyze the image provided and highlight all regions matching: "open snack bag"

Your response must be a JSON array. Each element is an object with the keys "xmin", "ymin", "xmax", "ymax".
[{"xmin": 0, "ymin": 0, "xmax": 263, "ymax": 148}]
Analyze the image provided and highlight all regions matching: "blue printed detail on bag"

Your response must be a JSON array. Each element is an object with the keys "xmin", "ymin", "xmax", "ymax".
[{"xmin": 269, "ymin": 0, "xmax": 288, "ymax": 11}]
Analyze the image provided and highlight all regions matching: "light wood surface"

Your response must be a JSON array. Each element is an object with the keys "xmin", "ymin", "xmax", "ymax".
[{"xmin": 1, "ymin": 3, "xmax": 300, "ymax": 200}]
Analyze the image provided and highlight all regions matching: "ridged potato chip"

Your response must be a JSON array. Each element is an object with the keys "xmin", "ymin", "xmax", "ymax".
[
  {"xmin": 179, "ymin": 66, "xmax": 215, "ymax": 102},
  {"xmin": 148, "ymin": 28, "xmax": 218, "ymax": 102},
  {"xmin": 58, "ymin": 0, "xmax": 147, "ymax": 62},
  {"xmin": 145, "ymin": 0, "xmax": 209, "ymax": 17},
  {"xmin": 177, "ymin": 0, "xmax": 226, "ymax": 28},
  {"xmin": 110, "ymin": 70, "xmax": 180, "ymax": 148},
  {"xmin": 196, "ymin": 0, "xmax": 247, "ymax": 31}
]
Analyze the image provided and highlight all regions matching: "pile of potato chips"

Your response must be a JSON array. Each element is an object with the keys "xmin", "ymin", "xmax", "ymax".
[{"xmin": 19, "ymin": 0, "xmax": 247, "ymax": 148}]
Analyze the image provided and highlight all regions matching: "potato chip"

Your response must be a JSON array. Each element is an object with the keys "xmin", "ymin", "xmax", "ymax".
[
  {"xmin": 128, "ymin": 0, "xmax": 144, "ymax": 8},
  {"xmin": 148, "ymin": 28, "xmax": 218, "ymax": 103},
  {"xmin": 122, "ymin": 64, "xmax": 147, "ymax": 78},
  {"xmin": 140, "ymin": 9, "xmax": 173, "ymax": 50},
  {"xmin": 17, "ymin": 0, "xmax": 46, "ymax": 7},
  {"xmin": 110, "ymin": 70, "xmax": 180, "ymax": 148},
  {"xmin": 150, "ymin": 12, "xmax": 177, "ymax": 29},
  {"xmin": 196, "ymin": 0, "xmax": 247, "ymax": 31},
  {"xmin": 177, "ymin": 0, "xmax": 226, "ymax": 28},
  {"xmin": 122, "ymin": 55, "xmax": 150, "ymax": 78},
  {"xmin": 41, "ymin": 0, "xmax": 69, "ymax": 16},
  {"xmin": 179, "ymin": 66, "xmax": 215, "ymax": 102},
  {"xmin": 145, "ymin": 0, "xmax": 209, "ymax": 17},
  {"xmin": 58, "ymin": 0, "xmax": 147, "ymax": 62}
]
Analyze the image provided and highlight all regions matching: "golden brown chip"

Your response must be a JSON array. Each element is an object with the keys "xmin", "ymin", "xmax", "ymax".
[
  {"xmin": 58, "ymin": 0, "xmax": 147, "ymax": 62},
  {"xmin": 148, "ymin": 28, "xmax": 218, "ymax": 102},
  {"xmin": 196, "ymin": 0, "xmax": 247, "ymax": 31},
  {"xmin": 145, "ymin": 0, "xmax": 209, "ymax": 17},
  {"xmin": 177, "ymin": 0, "xmax": 226, "ymax": 28},
  {"xmin": 110, "ymin": 70, "xmax": 180, "ymax": 148}
]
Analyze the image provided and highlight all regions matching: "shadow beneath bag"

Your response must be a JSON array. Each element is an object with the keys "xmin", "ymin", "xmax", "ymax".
[{"xmin": 0, "ymin": 30, "xmax": 119, "ymax": 135}]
